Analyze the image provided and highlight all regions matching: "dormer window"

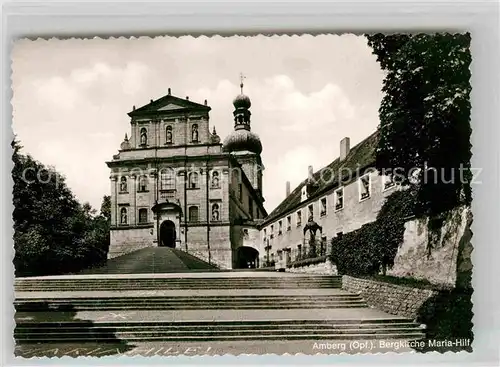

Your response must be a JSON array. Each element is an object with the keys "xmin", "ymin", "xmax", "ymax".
[
  {"xmin": 166, "ymin": 125, "xmax": 173, "ymax": 144},
  {"xmin": 140, "ymin": 127, "xmax": 148, "ymax": 147}
]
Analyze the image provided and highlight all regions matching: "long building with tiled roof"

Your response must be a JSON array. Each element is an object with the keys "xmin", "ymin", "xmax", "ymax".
[{"xmin": 258, "ymin": 130, "xmax": 400, "ymax": 268}]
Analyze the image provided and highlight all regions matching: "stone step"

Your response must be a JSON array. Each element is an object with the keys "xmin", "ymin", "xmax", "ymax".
[
  {"xmin": 17, "ymin": 322, "xmax": 419, "ymax": 332},
  {"xmin": 16, "ymin": 318, "xmax": 416, "ymax": 327},
  {"xmin": 15, "ymin": 303, "xmax": 368, "ymax": 311},
  {"xmin": 15, "ymin": 320, "xmax": 424, "ymax": 342},
  {"xmin": 14, "ymin": 333, "xmax": 426, "ymax": 343},
  {"xmin": 15, "ymin": 282, "xmax": 342, "ymax": 291}
]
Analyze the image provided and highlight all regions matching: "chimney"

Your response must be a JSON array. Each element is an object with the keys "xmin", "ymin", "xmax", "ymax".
[
  {"xmin": 150, "ymin": 99, "xmax": 153, "ymax": 103},
  {"xmin": 204, "ymin": 99, "xmax": 208, "ymax": 106},
  {"xmin": 340, "ymin": 137, "xmax": 351, "ymax": 161},
  {"xmin": 168, "ymin": 88, "xmax": 171, "ymax": 95},
  {"xmin": 286, "ymin": 181, "xmax": 291, "ymax": 197},
  {"xmin": 186, "ymin": 96, "xmax": 189, "ymax": 101},
  {"xmin": 308, "ymin": 165, "xmax": 314, "ymax": 181}
]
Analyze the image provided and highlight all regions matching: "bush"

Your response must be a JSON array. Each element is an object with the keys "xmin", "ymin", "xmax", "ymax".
[{"xmin": 331, "ymin": 189, "xmax": 415, "ymax": 276}]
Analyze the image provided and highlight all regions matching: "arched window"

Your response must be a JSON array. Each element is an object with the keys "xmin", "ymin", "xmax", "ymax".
[
  {"xmin": 211, "ymin": 203, "xmax": 220, "ymax": 221},
  {"xmin": 138, "ymin": 175, "xmax": 148, "ymax": 192},
  {"xmin": 138, "ymin": 208, "xmax": 148, "ymax": 224},
  {"xmin": 211, "ymin": 171, "xmax": 220, "ymax": 189},
  {"xmin": 166, "ymin": 125, "xmax": 173, "ymax": 144},
  {"xmin": 191, "ymin": 124, "xmax": 199, "ymax": 142},
  {"xmin": 188, "ymin": 172, "xmax": 199, "ymax": 189},
  {"xmin": 120, "ymin": 207, "xmax": 128, "ymax": 224},
  {"xmin": 140, "ymin": 127, "xmax": 147, "ymax": 146},
  {"xmin": 188, "ymin": 206, "xmax": 199, "ymax": 222},
  {"xmin": 160, "ymin": 168, "xmax": 175, "ymax": 190},
  {"xmin": 119, "ymin": 176, "xmax": 127, "ymax": 192}
]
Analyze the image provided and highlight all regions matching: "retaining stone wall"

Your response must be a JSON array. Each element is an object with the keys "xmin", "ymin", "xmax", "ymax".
[
  {"xmin": 342, "ymin": 275, "xmax": 437, "ymax": 319},
  {"xmin": 286, "ymin": 259, "xmax": 338, "ymax": 275}
]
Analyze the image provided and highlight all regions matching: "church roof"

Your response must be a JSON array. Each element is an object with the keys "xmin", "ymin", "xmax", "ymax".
[
  {"xmin": 128, "ymin": 93, "xmax": 210, "ymax": 117},
  {"xmin": 261, "ymin": 130, "xmax": 379, "ymax": 226}
]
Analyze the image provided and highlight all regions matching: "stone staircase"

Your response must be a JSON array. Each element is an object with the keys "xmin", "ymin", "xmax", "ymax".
[{"xmin": 14, "ymin": 273, "xmax": 425, "ymax": 346}]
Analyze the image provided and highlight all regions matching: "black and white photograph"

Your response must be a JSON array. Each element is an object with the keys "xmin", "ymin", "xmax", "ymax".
[{"xmin": 11, "ymin": 33, "xmax": 474, "ymax": 357}]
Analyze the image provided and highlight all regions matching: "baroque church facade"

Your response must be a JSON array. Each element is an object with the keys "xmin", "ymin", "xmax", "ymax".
[{"xmin": 107, "ymin": 85, "xmax": 267, "ymax": 269}]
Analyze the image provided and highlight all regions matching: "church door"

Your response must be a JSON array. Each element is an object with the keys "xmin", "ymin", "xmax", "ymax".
[{"xmin": 159, "ymin": 220, "xmax": 176, "ymax": 248}]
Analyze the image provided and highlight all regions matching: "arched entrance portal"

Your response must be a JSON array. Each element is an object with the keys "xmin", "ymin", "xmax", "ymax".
[
  {"xmin": 159, "ymin": 220, "xmax": 176, "ymax": 248},
  {"xmin": 236, "ymin": 246, "xmax": 259, "ymax": 269}
]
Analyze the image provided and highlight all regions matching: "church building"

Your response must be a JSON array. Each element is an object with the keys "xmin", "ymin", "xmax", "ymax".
[{"xmin": 106, "ymin": 84, "xmax": 266, "ymax": 269}]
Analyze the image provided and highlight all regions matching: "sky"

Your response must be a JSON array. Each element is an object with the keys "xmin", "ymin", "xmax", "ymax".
[{"xmin": 12, "ymin": 34, "xmax": 385, "ymax": 213}]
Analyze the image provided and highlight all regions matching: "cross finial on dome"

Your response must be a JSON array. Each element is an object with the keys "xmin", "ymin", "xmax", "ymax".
[{"xmin": 239, "ymin": 72, "xmax": 246, "ymax": 94}]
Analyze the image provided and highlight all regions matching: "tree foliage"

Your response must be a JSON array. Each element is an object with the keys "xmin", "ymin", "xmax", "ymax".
[
  {"xmin": 12, "ymin": 140, "xmax": 110, "ymax": 276},
  {"xmin": 366, "ymin": 33, "xmax": 472, "ymax": 216}
]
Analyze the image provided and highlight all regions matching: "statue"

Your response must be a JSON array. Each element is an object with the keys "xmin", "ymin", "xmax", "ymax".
[
  {"xmin": 211, "ymin": 171, "xmax": 220, "ymax": 188},
  {"xmin": 303, "ymin": 215, "xmax": 322, "ymax": 257},
  {"xmin": 212, "ymin": 203, "xmax": 220, "ymax": 221},
  {"xmin": 192, "ymin": 124, "xmax": 199, "ymax": 142},
  {"xmin": 140, "ymin": 129, "xmax": 147, "ymax": 146},
  {"xmin": 120, "ymin": 208, "xmax": 127, "ymax": 224},
  {"xmin": 120, "ymin": 177, "xmax": 127, "ymax": 192},
  {"xmin": 166, "ymin": 127, "xmax": 172, "ymax": 143}
]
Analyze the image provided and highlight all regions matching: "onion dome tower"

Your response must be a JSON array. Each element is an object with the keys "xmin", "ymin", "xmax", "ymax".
[
  {"xmin": 223, "ymin": 80, "xmax": 262, "ymax": 155},
  {"xmin": 223, "ymin": 75, "xmax": 264, "ymax": 196}
]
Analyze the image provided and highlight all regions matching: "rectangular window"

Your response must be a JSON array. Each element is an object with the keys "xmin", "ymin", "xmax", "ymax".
[
  {"xmin": 278, "ymin": 220, "xmax": 283, "ymax": 235},
  {"xmin": 334, "ymin": 187, "xmax": 344, "ymax": 210},
  {"xmin": 320, "ymin": 197, "xmax": 327, "ymax": 217},
  {"xmin": 359, "ymin": 174, "xmax": 371, "ymax": 200},
  {"xmin": 296, "ymin": 210, "xmax": 302, "ymax": 227},
  {"xmin": 188, "ymin": 206, "xmax": 199, "ymax": 222},
  {"xmin": 270, "ymin": 225, "xmax": 274, "ymax": 239},
  {"xmin": 138, "ymin": 208, "xmax": 148, "ymax": 224},
  {"xmin": 160, "ymin": 169, "xmax": 175, "ymax": 190},
  {"xmin": 383, "ymin": 174, "xmax": 396, "ymax": 190},
  {"xmin": 308, "ymin": 204, "xmax": 314, "ymax": 219},
  {"xmin": 286, "ymin": 216, "xmax": 291, "ymax": 231},
  {"xmin": 263, "ymin": 228, "xmax": 267, "ymax": 241}
]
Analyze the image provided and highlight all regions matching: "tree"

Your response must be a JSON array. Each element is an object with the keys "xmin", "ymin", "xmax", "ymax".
[
  {"xmin": 12, "ymin": 139, "xmax": 110, "ymax": 276},
  {"xmin": 366, "ymin": 33, "xmax": 472, "ymax": 216},
  {"xmin": 100, "ymin": 195, "xmax": 111, "ymax": 222}
]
